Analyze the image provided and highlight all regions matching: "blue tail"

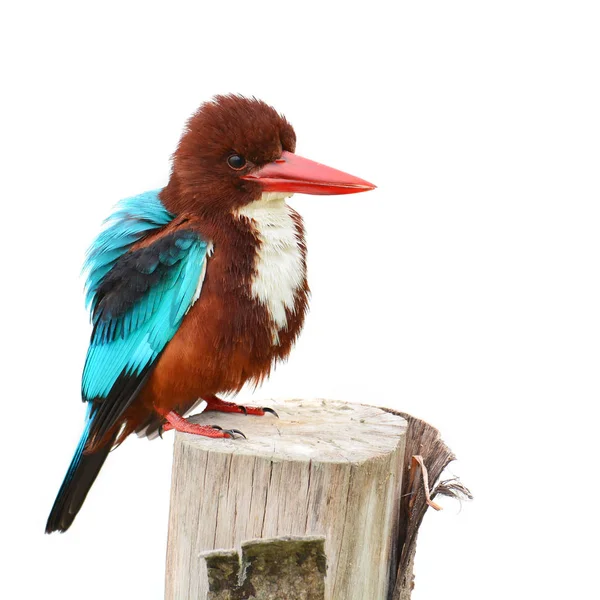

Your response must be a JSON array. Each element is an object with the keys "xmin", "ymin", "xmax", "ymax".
[{"xmin": 46, "ymin": 405, "xmax": 116, "ymax": 533}]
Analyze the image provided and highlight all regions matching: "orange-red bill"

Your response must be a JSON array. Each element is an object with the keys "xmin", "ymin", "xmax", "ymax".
[{"xmin": 241, "ymin": 151, "xmax": 376, "ymax": 195}]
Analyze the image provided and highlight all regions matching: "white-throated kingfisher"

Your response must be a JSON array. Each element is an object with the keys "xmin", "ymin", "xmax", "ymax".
[{"xmin": 46, "ymin": 95, "xmax": 375, "ymax": 533}]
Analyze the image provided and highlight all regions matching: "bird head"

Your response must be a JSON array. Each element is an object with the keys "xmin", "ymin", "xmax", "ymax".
[{"xmin": 166, "ymin": 94, "xmax": 375, "ymax": 214}]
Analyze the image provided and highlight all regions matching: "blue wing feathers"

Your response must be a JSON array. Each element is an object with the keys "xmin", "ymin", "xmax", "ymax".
[
  {"xmin": 47, "ymin": 191, "xmax": 208, "ymax": 533},
  {"xmin": 80, "ymin": 190, "xmax": 208, "ymax": 437},
  {"xmin": 83, "ymin": 190, "xmax": 174, "ymax": 309}
]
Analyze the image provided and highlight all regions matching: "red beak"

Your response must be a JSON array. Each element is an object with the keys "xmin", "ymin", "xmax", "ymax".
[{"xmin": 241, "ymin": 151, "xmax": 376, "ymax": 195}]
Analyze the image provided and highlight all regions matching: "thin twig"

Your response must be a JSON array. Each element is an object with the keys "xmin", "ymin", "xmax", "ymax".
[{"xmin": 412, "ymin": 455, "xmax": 442, "ymax": 511}]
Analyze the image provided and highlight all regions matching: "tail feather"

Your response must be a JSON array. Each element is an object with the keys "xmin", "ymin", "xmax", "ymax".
[{"xmin": 46, "ymin": 406, "xmax": 117, "ymax": 533}]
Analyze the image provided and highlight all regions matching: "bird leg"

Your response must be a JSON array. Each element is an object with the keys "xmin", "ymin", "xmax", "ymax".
[
  {"xmin": 160, "ymin": 410, "xmax": 245, "ymax": 439},
  {"xmin": 202, "ymin": 394, "xmax": 279, "ymax": 417}
]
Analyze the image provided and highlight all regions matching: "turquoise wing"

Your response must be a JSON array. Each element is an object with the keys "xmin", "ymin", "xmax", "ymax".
[{"xmin": 81, "ymin": 191, "xmax": 209, "ymax": 443}]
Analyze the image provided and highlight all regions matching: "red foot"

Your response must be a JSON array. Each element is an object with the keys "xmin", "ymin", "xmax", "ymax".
[
  {"xmin": 161, "ymin": 411, "xmax": 243, "ymax": 438},
  {"xmin": 203, "ymin": 394, "xmax": 278, "ymax": 417}
]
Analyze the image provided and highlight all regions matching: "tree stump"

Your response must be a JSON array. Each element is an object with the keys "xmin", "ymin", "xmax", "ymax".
[{"xmin": 165, "ymin": 399, "xmax": 407, "ymax": 600}]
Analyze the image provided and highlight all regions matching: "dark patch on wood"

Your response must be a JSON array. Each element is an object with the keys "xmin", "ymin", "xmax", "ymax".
[
  {"xmin": 204, "ymin": 536, "xmax": 326, "ymax": 600},
  {"xmin": 204, "ymin": 550, "xmax": 240, "ymax": 595}
]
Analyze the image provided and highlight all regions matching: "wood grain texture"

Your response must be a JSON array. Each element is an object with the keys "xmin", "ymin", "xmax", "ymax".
[{"xmin": 165, "ymin": 399, "xmax": 407, "ymax": 600}]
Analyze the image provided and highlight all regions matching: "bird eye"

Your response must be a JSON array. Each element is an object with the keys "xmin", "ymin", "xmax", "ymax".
[{"xmin": 227, "ymin": 154, "xmax": 247, "ymax": 170}]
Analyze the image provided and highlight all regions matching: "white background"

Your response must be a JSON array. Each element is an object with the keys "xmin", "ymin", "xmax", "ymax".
[{"xmin": 1, "ymin": 1, "xmax": 599, "ymax": 598}]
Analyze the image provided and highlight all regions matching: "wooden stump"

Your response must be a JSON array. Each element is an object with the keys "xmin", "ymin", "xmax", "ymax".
[{"xmin": 165, "ymin": 399, "xmax": 407, "ymax": 600}]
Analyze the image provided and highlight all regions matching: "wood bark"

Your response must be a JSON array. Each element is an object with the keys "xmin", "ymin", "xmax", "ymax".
[{"xmin": 385, "ymin": 409, "xmax": 473, "ymax": 600}]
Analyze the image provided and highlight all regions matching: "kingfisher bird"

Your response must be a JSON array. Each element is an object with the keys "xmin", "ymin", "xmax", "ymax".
[{"xmin": 46, "ymin": 95, "xmax": 375, "ymax": 533}]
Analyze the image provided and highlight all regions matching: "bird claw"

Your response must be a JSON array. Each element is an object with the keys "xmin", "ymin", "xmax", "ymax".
[
  {"xmin": 203, "ymin": 396, "xmax": 277, "ymax": 418},
  {"xmin": 211, "ymin": 425, "xmax": 247, "ymax": 439}
]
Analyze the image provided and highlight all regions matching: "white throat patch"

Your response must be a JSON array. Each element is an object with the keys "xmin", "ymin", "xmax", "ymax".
[{"xmin": 235, "ymin": 193, "xmax": 305, "ymax": 344}]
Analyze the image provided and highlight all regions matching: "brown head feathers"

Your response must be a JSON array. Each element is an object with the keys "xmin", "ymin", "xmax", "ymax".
[{"xmin": 163, "ymin": 95, "xmax": 296, "ymax": 214}]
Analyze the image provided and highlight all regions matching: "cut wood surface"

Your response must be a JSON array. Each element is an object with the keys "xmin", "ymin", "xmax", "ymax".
[{"xmin": 165, "ymin": 399, "xmax": 407, "ymax": 600}]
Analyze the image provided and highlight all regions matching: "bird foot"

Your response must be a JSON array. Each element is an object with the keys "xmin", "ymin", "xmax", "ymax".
[
  {"xmin": 161, "ymin": 411, "xmax": 245, "ymax": 439},
  {"xmin": 203, "ymin": 395, "xmax": 279, "ymax": 418}
]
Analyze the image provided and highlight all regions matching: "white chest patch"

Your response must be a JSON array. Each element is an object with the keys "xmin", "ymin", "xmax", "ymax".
[
  {"xmin": 236, "ymin": 193, "xmax": 305, "ymax": 344},
  {"xmin": 190, "ymin": 241, "xmax": 214, "ymax": 308}
]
